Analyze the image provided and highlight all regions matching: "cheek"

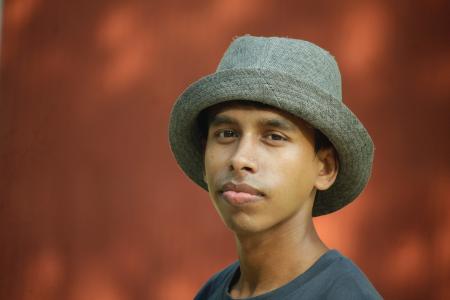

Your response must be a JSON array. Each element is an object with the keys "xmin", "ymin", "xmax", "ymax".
[
  {"xmin": 263, "ymin": 147, "xmax": 317, "ymax": 198},
  {"xmin": 204, "ymin": 144, "xmax": 227, "ymax": 182}
]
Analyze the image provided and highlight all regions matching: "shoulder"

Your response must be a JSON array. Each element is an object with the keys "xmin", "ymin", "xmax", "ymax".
[
  {"xmin": 321, "ymin": 251, "xmax": 382, "ymax": 299},
  {"xmin": 194, "ymin": 261, "xmax": 239, "ymax": 300}
]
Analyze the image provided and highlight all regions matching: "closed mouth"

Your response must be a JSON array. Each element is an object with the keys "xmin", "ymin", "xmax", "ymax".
[{"xmin": 220, "ymin": 182, "xmax": 265, "ymax": 197}]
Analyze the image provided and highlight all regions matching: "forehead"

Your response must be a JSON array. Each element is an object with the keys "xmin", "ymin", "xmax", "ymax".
[{"xmin": 204, "ymin": 101, "xmax": 310, "ymax": 129}]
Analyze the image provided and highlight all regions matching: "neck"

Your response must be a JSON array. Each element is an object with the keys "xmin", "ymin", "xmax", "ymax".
[{"xmin": 230, "ymin": 211, "xmax": 328, "ymax": 298}]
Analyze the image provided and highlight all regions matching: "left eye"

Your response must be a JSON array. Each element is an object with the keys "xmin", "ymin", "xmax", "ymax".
[{"xmin": 267, "ymin": 133, "xmax": 286, "ymax": 141}]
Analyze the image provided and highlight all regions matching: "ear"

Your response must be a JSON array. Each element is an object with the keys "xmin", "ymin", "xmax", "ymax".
[{"xmin": 314, "ymin": 147, "xmax": 339, "ymax": 191}]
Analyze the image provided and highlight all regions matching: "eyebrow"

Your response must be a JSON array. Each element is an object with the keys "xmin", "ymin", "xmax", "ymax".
[
  {"xmin": 209, "ymin": 115, "xmax": 236, "ymax": 127},
  {"xmin": 259, "ymin": 118, "xmax": 295, "ymax": 131},
  {"xmin": 209, "ymin": 114, "xmax": 296, "ymax": 131}
]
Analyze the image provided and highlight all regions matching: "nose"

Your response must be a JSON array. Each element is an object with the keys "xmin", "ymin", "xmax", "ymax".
[{"xmin": 229, "ymin": 134, "xmax": 258, "ymax": 176}]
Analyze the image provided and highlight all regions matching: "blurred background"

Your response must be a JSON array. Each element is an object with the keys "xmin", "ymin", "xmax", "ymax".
[{"xmin": 1, "ymin": 0, "xmax": 449, "ymax": 299}]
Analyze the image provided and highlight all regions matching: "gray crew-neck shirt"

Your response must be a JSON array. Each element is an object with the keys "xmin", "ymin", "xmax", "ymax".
[{"xmin": 194, "ymin": 250, "xmax": 382, "ymax": 299}]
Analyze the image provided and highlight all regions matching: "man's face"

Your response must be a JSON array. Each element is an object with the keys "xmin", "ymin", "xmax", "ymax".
[{"xmin": 203, "ymin": 103, "xmax": 326, "ymax": 235}]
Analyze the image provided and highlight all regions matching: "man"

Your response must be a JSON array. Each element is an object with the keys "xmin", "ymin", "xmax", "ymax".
[{"xmin": 168, "ymin": 35, "xmax": 382, "ymax": 299}]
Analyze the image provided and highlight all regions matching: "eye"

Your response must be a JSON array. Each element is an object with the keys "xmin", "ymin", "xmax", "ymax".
[
  {"xmin": 263, "ymin": 132, "xmax": 289, "ymax": 146},
  {"xmin": 265, "ymin": 132, "xmax": 288, "ymax": 142},
  {"xmin": 215, "ymin": 129, "xmax": 239, "ymax": 139}
]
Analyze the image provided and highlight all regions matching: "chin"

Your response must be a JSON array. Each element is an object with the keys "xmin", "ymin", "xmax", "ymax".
[{"xmin": 223, "ymin": 213, "xmax": 272, "ymax": 235}]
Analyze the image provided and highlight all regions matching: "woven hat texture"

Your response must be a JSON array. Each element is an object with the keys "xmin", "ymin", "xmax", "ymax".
[{"xmin": 168, "ymin": 35, "xmax": 374, "ymax": 216}]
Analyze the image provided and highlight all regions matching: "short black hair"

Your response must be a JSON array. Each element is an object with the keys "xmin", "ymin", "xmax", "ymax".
[{"xmin": 312, "ymin": 128, "xmax": 334, "ymax": 153}]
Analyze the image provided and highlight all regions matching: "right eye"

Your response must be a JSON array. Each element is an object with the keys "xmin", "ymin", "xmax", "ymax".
[{"xmin": 215, "ymin": 129, "xmax": 239, "ymax": 139}]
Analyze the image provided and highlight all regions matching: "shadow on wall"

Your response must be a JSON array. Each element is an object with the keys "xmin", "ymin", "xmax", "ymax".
[{"xmin": 1, "ymin": 0, "xmax": 449, "ymax": 299}]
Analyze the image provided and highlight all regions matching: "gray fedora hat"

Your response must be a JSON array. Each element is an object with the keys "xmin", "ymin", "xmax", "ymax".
[{"xmin": 168, "ymin": 35, "xmax": 374, "ymax": 216}]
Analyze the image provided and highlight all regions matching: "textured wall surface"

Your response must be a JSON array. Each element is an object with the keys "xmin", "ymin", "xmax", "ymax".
[{"xmin": 1, "ymin": 0, "xmax": 449, "ymax": 299}]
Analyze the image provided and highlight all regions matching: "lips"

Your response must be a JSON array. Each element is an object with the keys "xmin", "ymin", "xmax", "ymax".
[{"xmin": 220, "ymin": 182, "xmax": 265, "ymax": 205}]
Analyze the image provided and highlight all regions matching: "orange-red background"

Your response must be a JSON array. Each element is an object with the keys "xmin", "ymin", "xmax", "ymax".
[{"xmin": 1, "ymin": 0, "xmax": 449, "ymax": 299}]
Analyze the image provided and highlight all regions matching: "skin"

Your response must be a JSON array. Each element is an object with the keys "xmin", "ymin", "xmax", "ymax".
[{"xmin": 203, "ymin": 102, "xmax": 339, "ymax": 298}]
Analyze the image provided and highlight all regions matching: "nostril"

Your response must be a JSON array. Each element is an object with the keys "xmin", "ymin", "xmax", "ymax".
[{"xmin": 229, "ymin": 155, "xmax": 258, "ymax": 174}]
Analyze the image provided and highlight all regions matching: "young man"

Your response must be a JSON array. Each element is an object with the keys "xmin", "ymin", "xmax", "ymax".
[{"xmin": 168, "ymin": 35, "xmax": 382, "ymax": 299}]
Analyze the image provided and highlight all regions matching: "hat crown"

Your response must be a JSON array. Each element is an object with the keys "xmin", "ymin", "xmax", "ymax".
[{"xmin": 217, "ymin": 35, "xmax": 342, "ymax": 101}]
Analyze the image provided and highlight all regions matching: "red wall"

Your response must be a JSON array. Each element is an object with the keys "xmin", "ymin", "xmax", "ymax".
[{"xmin": 1, "ymin": 1, "xmax": 449, "ymax": 299}]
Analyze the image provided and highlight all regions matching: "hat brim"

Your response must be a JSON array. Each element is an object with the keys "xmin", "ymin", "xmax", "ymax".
[{"xmin": 168, "ymin": 68, "xmax": 374, "ymax": 216}]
